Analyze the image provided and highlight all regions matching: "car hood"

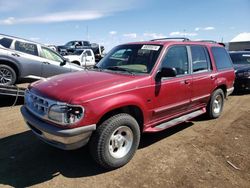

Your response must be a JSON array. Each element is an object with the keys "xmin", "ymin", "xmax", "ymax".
[
  {"xmin": 30, "ymin": 70, "xmax": 148, "ymax": 104},
  {"xmin": 234, "ymin": 64, "xmax": 250, "ymax": 71}
]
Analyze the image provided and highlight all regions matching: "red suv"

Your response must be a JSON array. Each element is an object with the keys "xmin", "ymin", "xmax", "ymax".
[{"xmin": 21, "ymin": 38, "xmax": 235, "ymax": 169}]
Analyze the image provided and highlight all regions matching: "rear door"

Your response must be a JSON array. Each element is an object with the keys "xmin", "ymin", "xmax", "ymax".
[
  {"xmin": 39, "ymin": 47, "xmax": 72, "ymax": 77},
  {"xmin": 152, "ymin": 45, "xmax": 192, "ymax": 121},
  {"xmin": 189, "ymin": 45, "xmax": 215, "ymax": 108},
  {"xmin": 13, "ymin": 40, "xmax": 42, "ymax": 78}
]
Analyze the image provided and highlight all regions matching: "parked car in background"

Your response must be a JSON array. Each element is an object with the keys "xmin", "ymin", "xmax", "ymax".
[
  {"xmin": 0, "ymin": 34, "xmax": 83, "ymax": 85},
  {"xmin": 21, "ymin": 38, "xmax": 235, "ymax": 170},
  {"xmin": 229, "ymin": 51, "xmax": 250, "ymax": 91},
  {"xmin": 57, "ymin": 40, "xmax": 105, "ymax": 61},
  {"xmin": 63, "ymin": 49, "xmax": 95, "ymax": 67},
  {"xmin": 57, "ymin": 40, "xmax": 91, "ymax": 55}
]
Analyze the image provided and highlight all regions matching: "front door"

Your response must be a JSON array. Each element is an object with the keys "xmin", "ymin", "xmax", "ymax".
[
  {"xmin": 152, "ymin": 45, "xmax": 192, "ymax": 122},
  {"xmin": 40, "ymin": 47, "xmax": 71, "ymax": 77}
]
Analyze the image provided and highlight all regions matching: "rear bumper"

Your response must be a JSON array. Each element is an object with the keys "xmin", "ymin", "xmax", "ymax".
[{"xmin": 21, "ymin": 106, "xmax": 96, "ymax": 150}]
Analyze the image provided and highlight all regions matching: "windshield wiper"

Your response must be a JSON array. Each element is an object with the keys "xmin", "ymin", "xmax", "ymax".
[{"xmin": 106, "ymin": 66, "xmax": 134, "ymax": 75}]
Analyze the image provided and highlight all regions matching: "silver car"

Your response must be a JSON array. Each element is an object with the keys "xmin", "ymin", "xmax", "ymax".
[{"xmin": 0, "ymin": 34, "xmax": 83, "ymax": 85}]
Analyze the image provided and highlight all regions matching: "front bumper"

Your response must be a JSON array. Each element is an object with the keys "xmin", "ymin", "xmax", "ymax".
[{"xmin": 21, "ymin": 106, "xmax": 96, "ymax": 150}]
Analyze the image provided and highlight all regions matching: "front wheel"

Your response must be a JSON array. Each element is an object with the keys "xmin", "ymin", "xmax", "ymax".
[
  {"xmin": 89, "ymin": 113, "xmax": 140, "ymax": 170},
  {"xmin": 207, "ymin": 89, "xmax": 225, "ymax": 119}
]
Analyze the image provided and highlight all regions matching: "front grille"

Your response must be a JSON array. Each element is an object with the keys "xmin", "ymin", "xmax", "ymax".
[{"xmin": 25, "ymin": 90, "xmax": 56, "ymax": 118}]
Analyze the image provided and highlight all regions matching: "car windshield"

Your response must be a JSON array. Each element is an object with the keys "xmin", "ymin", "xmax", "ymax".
[
  {"xmin": 230, "ymin": 52, "xmax": 250, "ymax": 65},
  {"xmin": 65, "ymin": 41, "xmax": 75, "ymax": 46},
  {"xmin": 73, "ymin": 50, "xmax": 84, "ymax": 55},
  {"xmin": 96, "ymin": 44, "xmax": 163, "ymax": 74}
]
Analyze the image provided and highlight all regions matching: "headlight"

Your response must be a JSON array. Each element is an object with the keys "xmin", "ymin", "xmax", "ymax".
[{"xmin": 48, "ymin": 104, "xmax": 84, "ymax": 126}]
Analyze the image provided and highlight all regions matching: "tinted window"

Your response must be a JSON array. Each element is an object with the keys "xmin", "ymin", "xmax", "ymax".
[
  {"xmin": 41, "ymin": 47, "xmax": 63, "ymax": 62},
  {"xmin": 230, "ymin": 53, "xmax": 250, "ymax": 65},
  {"xmin": 83, "ymin": 41, "xmax": 89, "ymax": 46},
  {"xmin": 15, "ymin": 41, "xmax": 38, "ymax": 56},
  {"xmin": 97, "ymin": 44, "xmax": 163, "ymax": 74},
  {"xmin": 191, "ymin": 46, "xmax": 211, "ymax": 73},
  {"xmin": 161, "ymin": 46, "xmax": 189, "ymax": 76},
  {"xmin": 0, "ymin": 37, "xmax": 13, "ymax": 48},
  {"xmin": 85, "ymin": 50, "xmax": 92, "ymax": 56},
  {"xmin": 212, "ymin": 47, "xmax": 233, "ymax": 70}
]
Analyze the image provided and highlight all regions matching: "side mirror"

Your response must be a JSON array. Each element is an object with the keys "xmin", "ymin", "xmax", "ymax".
[
  {"xmin": 60, "ymin": 59, "xmax": 67, "ymax": 66},
  {"xmin": 156, "ymin": 67, "xmax": 177, "ymax": 81}
]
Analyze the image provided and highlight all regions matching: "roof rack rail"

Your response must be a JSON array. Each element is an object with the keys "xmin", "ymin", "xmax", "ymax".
[
  {"xmin": 193, "ymin": 40, "xmax": 226, "ymax": 47},
  {"xmin": 195, "ymin": 40, "xmax": 217, "ymax": 43},
  {"xmin": 150, "ymin": 37, "xmax": 190, "ymax": 42}
]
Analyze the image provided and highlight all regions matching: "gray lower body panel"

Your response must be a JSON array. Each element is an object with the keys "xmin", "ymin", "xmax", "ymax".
[{"xmin": 21, "ymin": 106, "xmax": 96, "ymax": 150}]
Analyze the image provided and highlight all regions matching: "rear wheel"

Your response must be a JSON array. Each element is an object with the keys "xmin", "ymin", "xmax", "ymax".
[
  {"xmin": 207, "ymin": 89, "xmax": 224, "ymax": 119},
  {"xmin": 0, "ymin": 64, "xmax": 17, "ymax": 85},
  {"xmin": 89, "ymin": 113, "xmax": 140, "ymax": 170}
]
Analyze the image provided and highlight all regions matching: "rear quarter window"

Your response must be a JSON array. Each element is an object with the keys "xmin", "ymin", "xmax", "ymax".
[
  {"xmin": 0, "ymin": 37, "xmax": 13, "ymax": 48},
  {"xmin": 211, "ymin": 47, "xmax": 233, "ymax": 70}
]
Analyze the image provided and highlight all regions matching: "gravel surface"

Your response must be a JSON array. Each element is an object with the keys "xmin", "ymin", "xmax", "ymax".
[{"xmin": 0, "ymin": 93, "xmax": 249, "ymax": 188}]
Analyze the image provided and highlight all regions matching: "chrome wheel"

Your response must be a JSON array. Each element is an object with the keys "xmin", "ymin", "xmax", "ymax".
[
  {"xmin": 213, "ymin": 95, "xmax": 222, "ymax": 114},
  {"xmin": 0, "ymin": 67, "xmax": 13, "ymax": 85},
  {"xmin": 109, "ymin": 126, "xmax": 133, "ymax": 159}
]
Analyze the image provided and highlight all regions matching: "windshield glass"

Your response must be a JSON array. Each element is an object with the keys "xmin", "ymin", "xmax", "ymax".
[
  {"xmin": 96, "ymin": 44, "xmax": 163, "ymax": 74},
  {"xmin": 73, "ymin": 50, "xmax": 84, "ymax": 55},
  {"xmin": 65, "ymin": 41, "xmax": 74, "ymax": 46},
  {"xmin": 230, "ymin": 53, "xmax": 250, "ymax": 65}
]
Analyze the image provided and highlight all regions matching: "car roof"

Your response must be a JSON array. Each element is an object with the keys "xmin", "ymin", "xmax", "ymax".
[{"xmin": 0, "ymin": 33, "xmax": 45, "ymax": 46}]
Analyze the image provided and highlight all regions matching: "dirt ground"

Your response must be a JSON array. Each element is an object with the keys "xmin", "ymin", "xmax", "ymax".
[{"xmin": 0, "ymin": 91, "xmax": 250, "ymax": 188}]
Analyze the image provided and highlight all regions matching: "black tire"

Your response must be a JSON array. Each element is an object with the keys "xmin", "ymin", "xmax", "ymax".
[
  {"xmin": 207, "ymin": 89, "xmax": 224, "ymax": 119},
  {"xmin": 89, "ymin": 113, "xmax": 141, "ymax": 170},
  {"xmin": 0, "ymin": 64, "xmax": 17, "ymax": 85}
]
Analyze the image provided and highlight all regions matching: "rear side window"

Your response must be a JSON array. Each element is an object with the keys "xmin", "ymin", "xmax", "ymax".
[
  {"xmin": 212, "ymin": 47, "xmax": 233, "ymax": 70},
  {"xmin": 15, "ymin": 41, "xmax": 38, "ymax": 56},
  {"xmin": 0, "ymin": 37, "xmax": 13, "ymax": 48},
  {"xmin": 191, "ymin": 46, "xmax": 211, "ymax": 73}
]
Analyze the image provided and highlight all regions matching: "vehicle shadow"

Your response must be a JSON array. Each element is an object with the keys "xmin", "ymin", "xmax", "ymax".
[
  {"xmin": 0, "ymin": 95, "xmax": 24, "ymax": 107},
  {"xmin": 231, "ymin": 90, "xmax": 250, "ymax": 96},
  {"xmin": 0, "ymin": 121, "xmax": 194, "ymax": 187},
  {"xmin": 0, "ymin": 131, "xmax": 107, "ymax": 187},
  {"xmin": 139, "ymin": 122, "xmax": 193, "ymax": 148}
]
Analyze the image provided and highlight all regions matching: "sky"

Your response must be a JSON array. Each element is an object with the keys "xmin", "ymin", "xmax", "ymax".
[{"xmin": 0, "ymin": 0, "xmax": 250, "ymax": 51}]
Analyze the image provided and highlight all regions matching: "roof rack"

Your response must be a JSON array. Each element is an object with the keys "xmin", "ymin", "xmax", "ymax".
[
  {"xmin": 195, "ymin": 40, "xmax": 218, "ymax": 43},
  {"xmin": 150, "ymin": 37, "xmax": 190, "ymax": 42}
]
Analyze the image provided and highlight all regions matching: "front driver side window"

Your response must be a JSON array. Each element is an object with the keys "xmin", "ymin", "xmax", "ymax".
[
  {"xmin": 41, "ymin": 47, "xmax": 63, "ymax": 63},
  {"xmin": 161, "ymin": 46, "xmax": 189, "ymax": 76}
]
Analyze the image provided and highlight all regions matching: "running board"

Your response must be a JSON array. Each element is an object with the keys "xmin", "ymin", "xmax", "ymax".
[{"xmin": 154, "ymin": 109, "xmax": 205, "ymax": 130}]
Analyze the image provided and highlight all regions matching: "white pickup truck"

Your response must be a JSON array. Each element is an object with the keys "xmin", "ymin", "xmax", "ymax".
[{"xmin": 64, "ymin": 49, "xmax": 95, "ymax": 67}]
